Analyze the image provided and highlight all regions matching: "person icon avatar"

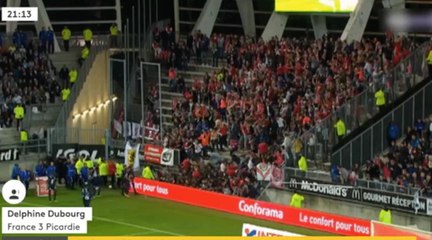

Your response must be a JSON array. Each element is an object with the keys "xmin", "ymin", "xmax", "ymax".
[
  {"xmin": 9, "ymin": 189, "xmax": 19, "ymax": 200},
  {"xmin": 2, "ymin": 179, "xmax": 26, "ymax": 204}
]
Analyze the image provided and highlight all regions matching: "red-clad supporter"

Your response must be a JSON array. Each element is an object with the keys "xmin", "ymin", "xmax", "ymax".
[
  {"xmin": 108, "ymin": 160, "xmax": 116, "ymax": 188},
  {"xmin": 192, "ymin": 166, "xmax": 201, "ymax": 179},
  {"xmin": 181, "ymin": 158, "xmax": 191, "ymax": 172}
]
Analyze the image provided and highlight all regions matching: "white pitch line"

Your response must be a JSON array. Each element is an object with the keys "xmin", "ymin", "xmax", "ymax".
[
  {"xmin": 19, "ymin": 202, "xmax": 183, "ymax": 236},
  {"xmin": 93, "ymin": 216, "xmax": 182, "ymax": 236}
]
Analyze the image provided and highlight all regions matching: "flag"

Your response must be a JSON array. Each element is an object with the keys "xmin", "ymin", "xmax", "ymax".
[
  {"xmin": 124, "ymin": 142, "xmax": 141, "ymax": 172},
  {"xmin": 270, "ymin": 166, "xmax": 285, "ymax": 188}
]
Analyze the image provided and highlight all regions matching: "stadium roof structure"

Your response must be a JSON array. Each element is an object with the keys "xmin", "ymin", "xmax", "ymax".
[{"xmin": 176, "ymin": 0, "xmax": 429, "ymax": 42}]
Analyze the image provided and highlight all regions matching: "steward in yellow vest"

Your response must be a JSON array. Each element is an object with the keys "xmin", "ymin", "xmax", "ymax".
[
  {"xmin": 298, "ymin": 155, "xmax": 308, "ymax": 172},
  {"xmin": 110, "ymin": 24, "xmax": 119, "ymax": 48},
  {"xmin": 375, "ymin": 88, "xmax": 386, "ymax": 112},
  {"xmin": 115, "ymin": 163, "xmax": 124, "ymax": 188},
  {"xmin": 142, "ymin": 166, "xmax": 154, "ymax": 180},
  {"xmin": 61, "ymin": 88, "xmax": 70, "ymax": 102},
  {"xmin": 290, "ymin": 191, "xmax": 304, "ymax": 208},
  {"xmin": 61, "ymin": 26, "xmax": 71, "ymax": 51},
  {"xmin": 334, "ymin": 118, "xmax": 346, "ymax": 142},
  {"xmin": 79, "ymin": 47, "xmax": 90, "ymax": 66},
  {"xmin": 85, "ymin": 158, "xmax": 94, "ymax": 169},
  {"xmin": 14, "ymin": 104, "xmax": 25, "ymax": 131},
  {"xmin": 69, "ymin": 68, "xmax": 78, "ymax": 85},
  {"xmin": 98, "ymin": 159, "xmax": 108, "ymax": 186},
  {"xmin": 20, "ymin": 129, "xmax": 28, "ymax": 142},
  {"xmin": 379, "ymin": 207, "xmax": 392, "ymax": 224},
  {"xmin": 83, "ymin": 28, "xmax": 93, "ymax": 48}
]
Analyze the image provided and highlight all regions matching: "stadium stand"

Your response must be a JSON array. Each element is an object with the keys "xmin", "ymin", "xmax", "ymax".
[
  {"xmin": 0, "ymin": 34, "xmax": 59, "ymax": 128},
  {"xmin": 156, "ymin": 31, "xmax": 415, "ymax": 155},
  {"xmin": 134, "ymin": 26, "xmax": 427, "ymax": 198}
]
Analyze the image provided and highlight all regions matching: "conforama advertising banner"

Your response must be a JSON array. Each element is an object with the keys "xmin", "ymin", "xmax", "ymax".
[
  {"xmin": 133, "ymin": 178, "xmax": 371, "ymax": 236},
  {"xmin": 275, "ymin": 0, "xmax": 359, "ymax": 13}
]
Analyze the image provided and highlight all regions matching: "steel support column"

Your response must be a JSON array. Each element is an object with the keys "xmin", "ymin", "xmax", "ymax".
[
  {"xmin": 192, "ymin": 0, "xmax": 223, "ymax": 36},
  {"xmin": 340, "ymin": 0, "xmax": 374, "ymax": 43},
  {"xmin": 261, "ymin": 12, "xmax": 288, "ymax": 42}
]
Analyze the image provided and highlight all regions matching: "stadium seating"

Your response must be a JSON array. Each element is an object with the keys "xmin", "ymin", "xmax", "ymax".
[{"xmin": 142, "ymin": 29, "xmax": 421, "ymax": 197}]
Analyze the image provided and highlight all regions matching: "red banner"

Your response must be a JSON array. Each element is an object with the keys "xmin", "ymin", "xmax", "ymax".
[
  {"xmin": 143, "ymin": 144, "xmax": 163, "ymax": 164},
  {"xmin": 36, "ymin": 177, "xmax": 49, "ymax": 197},
  {"xmin": 133, "ymin": 178, "xmax": 371, "ymax": 236}
]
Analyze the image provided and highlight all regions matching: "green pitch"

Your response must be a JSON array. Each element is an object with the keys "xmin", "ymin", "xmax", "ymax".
[{"xmin": 1, "ymin": 188, "xmax": 333, "ymax": 236}]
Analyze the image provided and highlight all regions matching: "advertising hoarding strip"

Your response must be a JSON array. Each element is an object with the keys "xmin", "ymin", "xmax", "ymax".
[
  {"xmin": 133, "ymin": 178, "xmax": 371, "ymax": 236},
  {"xmin": 285, "ymin": 176, "xmax": 430, "ymax": 215}
]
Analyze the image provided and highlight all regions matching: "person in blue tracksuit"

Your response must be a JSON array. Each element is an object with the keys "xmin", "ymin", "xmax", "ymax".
[
  {"xmin": 12, "ymin": 30, "xmax": 20, "ymax": 46},
  {"xmin": 19, "ymin": 169, "xmax": 30, "ymax": 192},
  {"xmin": 66, "ymin": 161, "xmax": 76, "ymax": 190},
  {"xmin": 19, "ymin": 30, "xmax": 26, "ymax": 47},
  {"xmin": 11, "ymin": 164, "xmax": 20, "ymax": 180},
  {"xmin": 46, "ymin": 161, "xmax": 56, "ymax": 177},
  {"xmin": 387, "ymin": 121, "xmax": 400, "ymax": 146},
  {"xmin": 35, "ymin": 161, "xmax": 46, "ymax": 177},
  {"xmin": 39, "ymin": 27, "xmax": 47, "ymax": 52},
  {"xmin": 82, "ymin": 181, "xmax": 93, "ymax": 207},
  {"xmin": 80, "ymin": 165, "xmax": 89, "ymax": 184},
  {"xmin": 91, "ymin": 168, "xmax": 102, "ymax": 197},
  {"xmin": 47, "ymin": 27, "xmax": 55, "ymax": 53},
  {"xmin": 47, "ymin": 162, "xmax": 57, "ymax": 202}
]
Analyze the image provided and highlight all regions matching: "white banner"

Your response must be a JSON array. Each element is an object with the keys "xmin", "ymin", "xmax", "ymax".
[
  {"xmin": 124, "ymin": 142, "xmax": 140, "ymax": 172},
  {"xmin": 241, "ymin": 223, "xmax": 303, "ymax": 237},
  {"xmin": 256, "ymin": 163, "xmax": 272, "ymax": 181},
  {"xmin": 114, "ymin": 119, "xmax": 122, "ymax": 134},
  {"xmin": 115, "ymin": 120, "xmax": 159, "ymax": 140},
  {"xmin": 160, "ymin": 148, "xmax": 174, "ymax": 166}
]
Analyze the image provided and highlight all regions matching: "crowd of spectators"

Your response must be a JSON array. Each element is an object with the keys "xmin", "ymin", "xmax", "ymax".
[
  {"xmin": 145, "ymin": 28, "xmax": 419, "ymax": 197},
  {"xmin": 152, "ymin": 151, "xmax": 263, "ymax": 198},
  {"xmin": 331, "ymin": 118, "xmax": 432, "ymax": 197},
  {"xmin": 0, "ymin": 31, "xmax": 61, "ymax": 129}
]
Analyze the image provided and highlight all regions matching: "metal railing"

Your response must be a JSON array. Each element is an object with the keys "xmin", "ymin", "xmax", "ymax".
[
  {"xmin": 0, "ymin": 138, "xmax": 48, "ymax": 156},
  {"xmin": 333, "ymin": 79, "xmax": 432, "ymax": 168},
  {"xmin": 53, "ymin": 35, "xmax": 110, "ymax": 142},
  {"xmin": 301, "ymin": 42, "xmax": 430, "ymax": 167},
  {"xmin": 0, "ymin": 33, "xmax": 111, "ymax": 49},
  {"xmin": 285, "ymin": 167, "xmax": 422, "ymax": 196},
  {"xmin": 50, "ymin": 128, "xmax": 107, "ymax": 146}
]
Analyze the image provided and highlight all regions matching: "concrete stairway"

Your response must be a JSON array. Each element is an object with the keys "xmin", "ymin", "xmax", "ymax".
[
  {"xmin": 160, "ymin": 64, "xmax": 220, "ymax": 129},
  {"xmin": 0, "ymin": 128, "xmax": 20, "ymax": 147},
  {"xmin": 25, "ymin": 104, "xmax": 62, "ymax": 134},
  {"xmin": 49, "ymin": 48, "xmax": 81, "ymax": 71},
  {"xmin": 22, "ymin": 49, "xmax": 81, "ymax": 134}
]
